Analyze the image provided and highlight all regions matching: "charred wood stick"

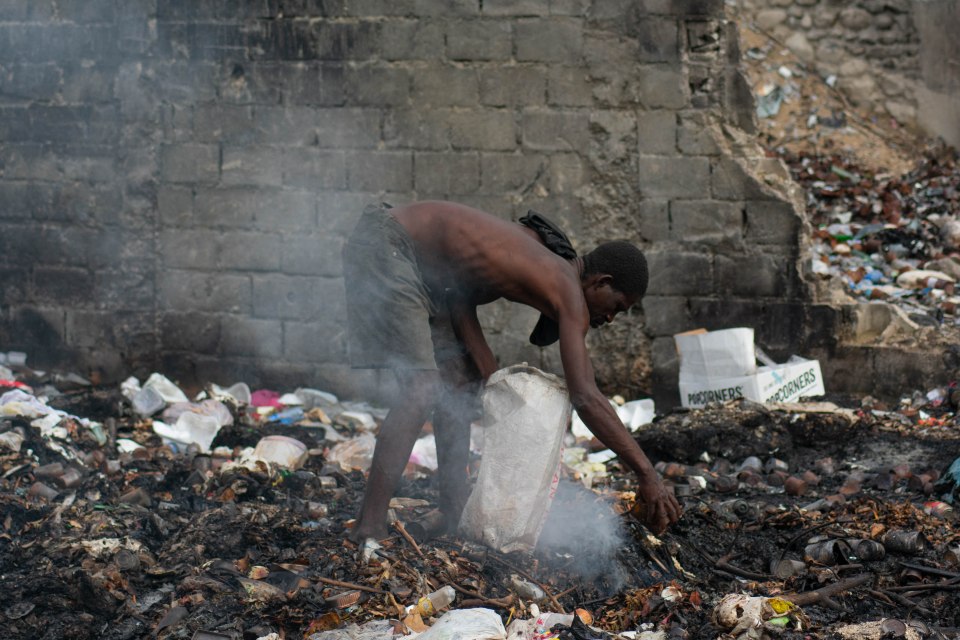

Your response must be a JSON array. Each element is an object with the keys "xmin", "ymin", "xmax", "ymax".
[
  {"xmin": 316, "ymin": 576, "xmax": 391, "ymax": 595},
  {"xmin": 461, "ymin": 596, "xmax": 515, "ymax": 608},
  {"xmin": 450, "ymin": 584, "xmax": 516, "ymax": 609},
  {"xmin": 702, "ymin": 552, "xmax": 770, "ymax": 581},
  {"xmin": 781, "ymin": 574, "xmax": 871, "ymax": 610},
  {"xmin": 393, "ymin": 520, "xmax": 425, "ymax": 558},
  {"xmin": 868, "ymin": 589, "xmax": 935, "ymax": 617},
  {"xmin": 898, "ymin": 562, "xmax": 960, "ymax": 580},
  {"xmin": 887, "ymin": 581, "xmax": 960, "ymax": 593}
]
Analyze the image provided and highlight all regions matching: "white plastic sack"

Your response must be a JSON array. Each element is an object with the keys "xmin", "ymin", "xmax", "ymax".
[
  {"xmin": 415, "ymin": 608, "xmax": 506, "ymax": 640},
  {"xmin": 459, "ymin": 365, "xmax": 571, "ymax": 554}
]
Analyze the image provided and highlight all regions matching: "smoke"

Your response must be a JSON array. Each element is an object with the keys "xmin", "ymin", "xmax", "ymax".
[{"xmin": 537, "ymin": 478, "xmax": 629, "ymax": 590}]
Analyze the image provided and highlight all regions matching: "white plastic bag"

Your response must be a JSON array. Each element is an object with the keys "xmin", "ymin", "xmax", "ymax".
[
  {"xmin": 459, "ymin": 365, "xmax": 571, "ymax": 554},
  {"xmin": 415, "ymin": 608, "xmax": 506, "ymax": 640}
]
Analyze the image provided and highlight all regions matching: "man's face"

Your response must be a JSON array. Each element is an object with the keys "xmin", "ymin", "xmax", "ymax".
[{"xmin": 585, "ymin": 281, "xmax": 638, "ymax": 328}]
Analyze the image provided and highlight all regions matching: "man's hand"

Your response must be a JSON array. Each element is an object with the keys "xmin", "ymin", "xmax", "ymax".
[{"xmin": 631, "ymin": 477, "xmax": 682, "ymax": 535}]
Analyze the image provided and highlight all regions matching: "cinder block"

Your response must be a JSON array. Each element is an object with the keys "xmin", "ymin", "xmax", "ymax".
[
  {"xmin": 546, "ymin": 68, "xmax": 592, "ymax": 107},
  {"xmin": 344, "ymin": 64, "xmax": 411, "ymax": 106},
  {"xmin": 641, "ymin": 295, "xmax": 693, "ymax": 336},
  {"xmin": 281, "ymin": 62, "xmax": 346, "ymax": 107},
  {"xmin": 60, "ymin": 64, "xmax": 116, "ymax": 105},
  {"xmin": 222, "ymin": 145, "xmax": 283, "ymax": 186},
  {"xmin": 645, "ymin": 250, "xmax": 713, "ymax": 296},
  {"xmin": 282, "ymin": 148, "xmax": 346, "ymax": 190},
  {"xmin": 219, "ymin": 231, "xmax": 283, "ymax": 271},
  {"xmin": 521, "ymin": 111, "xmax": 590, "ymax": 151},
  {"xmin": 413, "ymin": 66, "xmax": 479, "ymax": 107},
  {"xmin": 284, "ymin": 318, "xmax": 348, "ymax": 362},
  {"xmin": 159, "ymin": 270, "xmax": 251, "ymax": 314},
  {"xmin": 1, "ymin": 63, "xmax": 61, "ymax": 102},
  {"xmin": 637, "ymin": 64, "xmax": 688, "ymax": 109},
  {"xmin": 711, "ymin": 157, "xmax": 770, "ymax": 200},
  {"xmin": 219, "ymin": 315, "xmax": 282, "ymax": 358},
  {"xmin": 677, "ymin": 110, "xmax": 720, "ymax": 154},
  {"xmin": 280, "ymin": 233, "xmax": 345, "ymax": 277},
  {"xmin": 550, "ymin": 0, "xmax": 590, "ymax": 16},
  {"xmin": 255, "ymin": 189, "xmax": 318, "ymax": 230},
  {"xmin": 346, "ymin": 151, "xmax": 413, "ymax": 192},
  {"xmin": 413, "ymin": 0, "xmax": 478, "ymax": 16},
  {"xmin": 637, "ymin": 111, "xmax": 677, "ymax": 154},
  {"xmin": 4, "ymin": 306, "xmax": 65, "ymax": 352},
  {"xmin": 160, "ymin": 229, "xmax": 221, "ymax": 270},
  {"xmin": 316, "ymin": 108, "xmax": 381, "ymax": 149},
  {"xmin": 249, "ymin": 106, "xmax": 316, "ymax": 146},
  {"xmin": 638, "ymin": 156, "xmax": 710, "ymax": 199},
  {"xmin": 384, "ymin": 108, "xmax": 450, "ymax": 150},
  {"xmin": 445, "ymin": 20, "xmax": 513, "ymax": 61},
  {"xmin": 414, "ymin": 151, "xmax": 480, "ymax": 195},
  {"xmin": 449, "ymin": 110, "xmax": 516, "ymax": 150},
  {"xmin": 479, "ymin": 67, "xmax": 547, "ymax": 106},
  {"xmin": 515, "ymin": 18, "xmax": 583, "ymax": 63},
  {"xmin": 252, "ymin": 274, "xmax": 321, "ymax": 320},
  {"xmin": 160, "ymin": 144, "xmax": 219, "ymax": 184},
  {"xmin": 94, "ymin": 268, "xmax": 155, "ymax": 311},
  {"xmin": 482, "ymin": 0, "xmax": 548, "ymax": 15},
  {"xmin": 547, "ymin": 153, "xmax": 586, "ymax": 194},
  {"xmin": 638, "ymin": 199, "xmax": 670, "ymax": 243},
  {"xmin": 192, "ymin": 188, "xmax": 257, "ymax": 229},
  {"xmin": 635, "ymin": 0, "xmax": 724, "ymax": 16},
  {"xmin": 380, "ymin": 19, "xmax": 445, "ymax": 60},
  {"xmin": 714, "ymin": 253, "xmax": 794, "ymax": 298},
  {"xmin": 33, "ymin": 266, "xmax": 94, "ymax": 304},
  {"xmin": 342, "ymin": 0, "xmax": 417, "ymax": 17},
  {"xmin": 0, "ymin": 267, "xmax": 28, "ymax": 304},
  {"xmin": 745, "ymin": 200, "xmax": 800, "ymax": 245},
  {"xmin": 160, "ymin": 311, "xmax": 221, "ymax": 354},
  {"xmin": 670, "ymin": 200, "xmax": 743, "ymax": 248},
  {"xmin": 632, "ymin": 16, "xmax": 680, "ymax": 62}
]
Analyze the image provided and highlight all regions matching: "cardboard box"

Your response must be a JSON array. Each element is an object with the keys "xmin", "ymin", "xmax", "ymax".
[
  {"xmin": 678, "ymin": 358, "xmax": 825, "ymax": 408},
  {"xmin": 675, "ymin": 327, "xmax": 825, "ymax": 408}
]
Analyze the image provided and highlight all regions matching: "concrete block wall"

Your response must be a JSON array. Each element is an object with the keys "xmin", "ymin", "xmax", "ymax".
[{"xmin": 0, "ymin": 0, "xmax": 818, "ymax": 405}]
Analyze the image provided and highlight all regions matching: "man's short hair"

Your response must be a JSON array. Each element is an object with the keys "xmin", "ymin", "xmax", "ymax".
[{"xmin": 582, "ymin": 241, "xmax": 648, "ymax": 297}]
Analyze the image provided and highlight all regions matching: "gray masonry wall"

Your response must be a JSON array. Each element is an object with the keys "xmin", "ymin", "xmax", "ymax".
[
  {"xmin": 913, "ymin": 0, "xmax": 960, "ymax": 147},
  {"xmin": 0, "ymin": 0, "xmax": 821, "ymax": 406}
]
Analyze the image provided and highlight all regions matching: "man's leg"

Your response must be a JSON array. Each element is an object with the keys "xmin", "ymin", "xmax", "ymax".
[
  {"xmin": 351, "ymin": 368, "xmax": 439, "ymax": 541},
  {"xmin": 432, "ymin": 356, "xmax": 481, "ymax": 533}
]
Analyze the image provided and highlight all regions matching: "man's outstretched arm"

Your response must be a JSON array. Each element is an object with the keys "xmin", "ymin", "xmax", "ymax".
[{"xmin": 557, "ymin": 312, "xmax": 682, "ymax": 534}]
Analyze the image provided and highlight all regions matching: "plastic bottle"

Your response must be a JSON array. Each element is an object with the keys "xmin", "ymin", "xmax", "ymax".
[{"xmin": 407, "ymin": 586, "xmax": 456, "ymax": 617}]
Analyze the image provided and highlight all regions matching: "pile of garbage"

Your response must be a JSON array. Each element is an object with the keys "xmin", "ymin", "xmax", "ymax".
[
  {"xmin": 786, "ymin": 148, "xmax": 960, "ymax": 326},
  {"xmin": 3, "ymin": 353, "xmax": 960, "ymax": 639}
]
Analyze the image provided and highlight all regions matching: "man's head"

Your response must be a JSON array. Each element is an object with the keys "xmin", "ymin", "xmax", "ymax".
[{"xmin": 581, "ymin": 241, "xmax": 648, "ymax": 328}]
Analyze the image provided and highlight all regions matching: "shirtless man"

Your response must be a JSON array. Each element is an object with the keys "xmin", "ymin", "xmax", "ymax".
[{"xmin": 342, "ymin": 200, "xmax": 682, "ymax": 541}]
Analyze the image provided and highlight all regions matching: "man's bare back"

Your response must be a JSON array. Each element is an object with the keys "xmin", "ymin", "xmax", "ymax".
[{"xmin": 391, "ymin": 201, "xmax": 582, "ymax": 319}]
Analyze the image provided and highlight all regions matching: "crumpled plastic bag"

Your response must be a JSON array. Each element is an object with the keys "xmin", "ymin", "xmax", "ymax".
[
  {"xmin": 326, "ymin": 432, "xmax": 377, "ymax": 472},
  {"xmin": 414, "ymin": 608, "xmax": 506, "ymax": 640}
]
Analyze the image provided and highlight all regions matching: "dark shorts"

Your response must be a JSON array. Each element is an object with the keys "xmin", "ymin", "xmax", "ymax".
[{"xmin": 343, "ymin": 203, "xmax": 473, "ymax": 372}]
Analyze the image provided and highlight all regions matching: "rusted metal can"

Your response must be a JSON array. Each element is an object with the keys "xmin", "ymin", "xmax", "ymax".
[
  {"xmin": 804, "ymin": 539, "xmax": 854, "ymax": 566},
  {"xmin": 771, "ymin": 558, "xmax": 807, "ymax": 579},
  {"xmin": 846, "ymin": 538, "xmax": 885, "ymax": 561},
  {"xmin": 784, "ymin": 476, "xmax": 807, "ymax": 496},
  {"xmin": 882, "ymin": 530, "xmax": 926, "ymax": 555}
]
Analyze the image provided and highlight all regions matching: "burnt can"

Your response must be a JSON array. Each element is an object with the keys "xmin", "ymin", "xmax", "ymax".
[
  {"xmin": 882, "ymin": 530, "xmax": 926, "ymax": 555},
  {"xmin": 846, "ymin": 538, "xmax": 885, "ymax": 561}
]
